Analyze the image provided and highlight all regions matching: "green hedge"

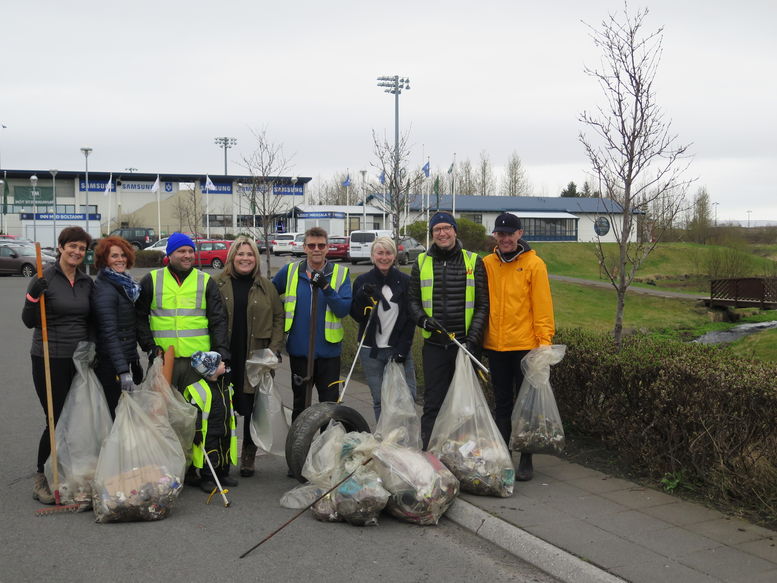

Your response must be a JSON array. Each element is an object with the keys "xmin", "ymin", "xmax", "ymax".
[
  {"xmin": 134, "ymin": 250, "xmax": 164, "ymax": 268},
  {"xmin": 552, "ymin": 328, "xmax": 777, "ymax": 522}
]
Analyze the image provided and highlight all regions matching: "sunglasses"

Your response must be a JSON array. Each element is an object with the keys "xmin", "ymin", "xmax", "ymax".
[{"xmin": 306, "ymin": 243, "xmax": 327, "ymax": 250}]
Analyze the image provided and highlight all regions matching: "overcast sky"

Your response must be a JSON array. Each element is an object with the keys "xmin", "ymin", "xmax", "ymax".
[{"xmin": 2, "ymin": 0, "xmax": 775, "ymax": 222}]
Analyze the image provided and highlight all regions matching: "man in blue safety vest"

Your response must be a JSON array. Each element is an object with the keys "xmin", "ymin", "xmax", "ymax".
[
  {"xmin": 272, "ymin": 226, "xmax": 352, "ymax": 420},
  {"xmin": 408, "ymin": 212, "xmax": 489, "ymax": 449}
]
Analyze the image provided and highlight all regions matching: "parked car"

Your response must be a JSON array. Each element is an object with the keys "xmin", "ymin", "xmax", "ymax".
[
  {"xmin": 397, "ymin": 236, "xmax": 425, "ymax": 265},
  {"xmin": 144, "ymin": 237, "xmax": 169, "ymax": 254},
  {"xmin": 326, "ymin": 236, "xmax": 350, "ymax": 261},
  {"xmin": 348, "ymin": 230, "xmax": 393, "ymax": 264},
  {"xmin": 271, "ymin": 232, "xmax": 302, "ymax": 255},
  {"xmin": 291, "ymin": 233, "xmax": 308, "ymax": 257},
  {"xmin": 0, "ymin": 243, "xmax": 56, "ymax": 276},
  {"xmin": 105, "ymin": 227, "xmax": 158, "ymax": 249},
  {"xmin": 162, "ymin": 239, "xmax": 232, "ymax": 269}
]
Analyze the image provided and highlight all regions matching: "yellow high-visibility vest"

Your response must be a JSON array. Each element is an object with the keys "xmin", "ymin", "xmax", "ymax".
[
  {"xmin": 418, "ymin": 250, "xmax": 477, "ymax": 339},
  {"xmin": 183, "ymin": 378, "xmax": 238, "ymax": 469},
  {"xmin": 283, "ymin": 261, "xmax": 348, "ymax": 343},
  {"xmin": 149, "ymin": 268, "xmax": 211, "ymax": 357}
]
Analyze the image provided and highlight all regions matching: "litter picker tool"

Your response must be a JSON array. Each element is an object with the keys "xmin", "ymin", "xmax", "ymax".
[
  {"xmin": 202, "ymin": 444, "xmax": 231, "ymax": 508},
  {"xmin": 239, "ymin": 456, "xmax": 373, "ymax": 559},
  {"xmin": 337, "ymin": 295, "xmax": 380, "ymax": 403},
  {"xmin": 34, "ymin": 243, "xmax": 80, "ymax": 516},
  {"xmin": 432, "ymin": 322, "xmax": 490, "ymax": 376}
]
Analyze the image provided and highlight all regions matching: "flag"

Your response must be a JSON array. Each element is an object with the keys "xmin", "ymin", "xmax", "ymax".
[
  {"xmin": 104, "ymin": 173, "xmax": 113, "ymax": 197},
  {"xmin": 342, "ymin": 175, "xmax": 351, "ymax": 187},
  {"xmin": 151, "ymin": 175, "xmax": 160, "ymax": 193},
  {"xmin": 447, "ymin": 162, "xmax": 454, "ymax": 174},
  {"xmin": 422, "ymin": 161, "xmax": 430, "ymax": 178},
  {"xmin": 205, "ymin": 175, "xmax": 216, "ymax": 191},
  {"xmin": 379, "ymin": 171, "xmax": 386, "ymax": 185}
]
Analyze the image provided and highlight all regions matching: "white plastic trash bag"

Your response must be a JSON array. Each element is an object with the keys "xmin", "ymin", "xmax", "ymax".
[
  {"xmin": 429, "ymin": 348, "xmax": 515, "ymax": 497},
  {"xmin": 44, "ymin": 341, "xmax": 113, "ymax": 507},
  {"xmin": 510, "ymin": 345, "xmax": 567, "ymax": 455},
  {"xmin": 246, "ymin": 349, "xmax": 291, "ymax": 456},
  {"xmin": 374, "ymin": 361, "xmax": 421, "ymax": 450},
  {"xmin": 92, "ymin": 391, "xmax": 186, "ymax": 523}
]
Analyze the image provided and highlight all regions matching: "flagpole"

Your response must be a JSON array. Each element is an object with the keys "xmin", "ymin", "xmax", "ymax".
[
  {"xmin": 345, "ymin": 168, "xmax": 350, "ymax": 236},
  {"xmin": 425, "ymin": 156, "xmax": 430, "ymax": 249},
  {"xmin": 205, "ymin": 177, "xmax": 210, "ymax": 239},
  {"xmin": 451, "ymin": 152, "xmax": 457, "ymax": 216},
  {"xmin": 155, "ymin": 175, "xmax": 161, "ymax": 242}
]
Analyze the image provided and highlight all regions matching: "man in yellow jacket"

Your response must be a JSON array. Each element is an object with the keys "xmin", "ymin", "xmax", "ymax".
[{"xmin": 483, "ymin": 213, "xmax": 555, "ymax": 481}]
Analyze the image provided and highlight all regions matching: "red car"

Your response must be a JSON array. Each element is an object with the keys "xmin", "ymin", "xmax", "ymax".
[
  {"xmin": 162, "ymin": 239, "xmax": 232, "ymax": 269},
  {"xmin": 327, "ymin": 236, "xmax": 350, "ymax": 261}
]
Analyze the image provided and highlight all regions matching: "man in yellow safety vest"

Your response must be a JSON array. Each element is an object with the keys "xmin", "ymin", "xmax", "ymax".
[
  {"xmin": 408, "ymin": 212, "xmax": 489, "ymax": 449},
  {"xmin": 136, "ymin": 232, "xmax": 230, "ymax": 391},
  {"xmin": 272, "ymin": 226, "xmax": 352, "ymax": 420}
]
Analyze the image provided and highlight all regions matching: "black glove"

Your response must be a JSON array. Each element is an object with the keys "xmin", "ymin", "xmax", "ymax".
[
  {"xmin": 28, "ymin": 277, "xmax": 48, "ymax": 299},
  {"xmin": 422, "ymin": 316, "xmax": 444, "ymax": 333},
  {"xmin": 147, "ymin": 346, "xmax": 164, "ymax": 366},
  {"xmin": 361, "ymin": 282, "xmax": 377, "ymax": 297},
  {"xmin": 310, "ymin": 270, "xmax": 328, "ymax": 290},
  {"xmin": 392, "ymin": 353, "xmax": 407, "ymax": 364},
  {"xmin": 119, "ymin": 372, "xmax": 134, "ymax": 392}
]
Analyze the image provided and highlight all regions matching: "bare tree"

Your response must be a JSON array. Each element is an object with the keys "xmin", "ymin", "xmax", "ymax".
[
  {"xmin": 687, "ymin": 186, "xmax": 712, "ymax": 244},
  {"xmin": 240, "ymin": 127, "xmax": 294, "ymax": 276},
  {"xmin": 170, "ymin": 185, "xmax": 202, "ymax": 235},
  {"xmin": 456, "ymin": 159, "xmax": 476, "ymax": 195},
  {"xmin": 475, "ymin": 150, "xmax": 495, "ymax": 196},
  {"xmin": 579, "ymin": 4, "xmax": 693, "ymax": 348},
  {"xmin": 371, "ymin": 130, "xmax": 425, "ymax": 241},
  {"xmin": 502, "ymin": 151, "xmax": 531, "ymax": 196}
]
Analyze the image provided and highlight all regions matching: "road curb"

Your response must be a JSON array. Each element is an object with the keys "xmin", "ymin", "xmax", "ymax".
[{"xmin": 445, "ymin": 499, "xmax": 626, "ymax": 583}]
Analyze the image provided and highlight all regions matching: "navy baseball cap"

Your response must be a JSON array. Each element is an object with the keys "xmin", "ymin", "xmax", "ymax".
[{"xmin": 493, "ymin": 213, "xmax": 522, "ymax": 234}]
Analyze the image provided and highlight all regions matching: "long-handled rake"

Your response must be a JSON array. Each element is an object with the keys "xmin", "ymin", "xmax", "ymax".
[{"xmin": 35, "ymin": 244, "xmax": 80, "ymax": 516}]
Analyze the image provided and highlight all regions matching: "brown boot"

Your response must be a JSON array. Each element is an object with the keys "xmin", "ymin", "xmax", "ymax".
[
  {"xmin": 240, "ymin": 440, "xmax": 258, "ymax": 477},
  {"xmin": 32, "ymin": 472, "xmax": 55, "ymax": 505}
]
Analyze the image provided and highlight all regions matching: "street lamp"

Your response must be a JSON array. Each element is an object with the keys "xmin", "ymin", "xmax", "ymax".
[
  {"xmin": 125, "ymin": 167, "xmax": 137, "ymax": 173},
  {"xmin": 81, "ymin": 147, "xmax": 92, "ymax": 235},
  {"xmin": 377, "ymin": 75, "xmax": 410, "ymax": 237},
  {"xmin": 214, "ymin": 137, "xmax": 237, "ymax": 175},
  {"xmin": 30, "ymin": 174, "xmax": 38, "ymax": 242},
  {"xmin": 746, "ymin": 210, "xmax": 752, "ymax": 228},
  {"xmin": 49, "ymin": 169, "xmax": 58, "ymax": 244},
  {"xmin": 712, "ymin": 201, "xmax": 719, "ymax": 226},
  {"xmin": 291, "ymin": 176, "xmax": 298, "ymax": 231}
]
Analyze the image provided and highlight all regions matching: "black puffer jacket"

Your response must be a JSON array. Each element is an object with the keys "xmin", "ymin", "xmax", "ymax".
[
  {"xmin": 90, "ymin": 269, "xmax": 140, "ymax": 375},
  {"xmin": 408, "ymin": 240, "xmax": 489, "ymax": 347},
  {"xmin": 22, "ymin": 262, "xmax": 94, "ymax": 359}
]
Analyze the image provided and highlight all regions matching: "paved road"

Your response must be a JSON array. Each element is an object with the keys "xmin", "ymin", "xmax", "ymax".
[
  {"xmin": 0, "ymin": 274, "xmax": 556, "ymax": 583},
  {"xmin": 550, "ymin": 273, "xmax": 707, "ymax": 300}
]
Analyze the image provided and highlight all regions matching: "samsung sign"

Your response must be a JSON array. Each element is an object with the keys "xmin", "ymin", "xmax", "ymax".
[
  {"xmin": 119, "ymin": 181, "xmax": 174, "ymax": 193},
  {"xmin": 237, "ymin": 184, "xmax": 303, "ymax": 196},
  {"xmin": 79, "ymin": 180, "xmax": 115, "ymax": 192},
  {"xmin": 200, "ymin": 181, "xmax": 233, "ymax": 194}
]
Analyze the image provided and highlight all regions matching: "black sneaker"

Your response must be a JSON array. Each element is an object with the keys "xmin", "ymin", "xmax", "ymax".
[
  {"xmin": 219, "ymin": 474, "xmax": 238, "ymax": 487},
  {"xmin": 200, "ymin": 479, "xmax": 217, "ymax": 493}
]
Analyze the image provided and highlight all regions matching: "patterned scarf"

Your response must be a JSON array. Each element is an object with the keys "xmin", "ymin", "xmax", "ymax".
[{"xmin": 102, "ymin": 267, "xmax": 141, "ymax": 303}]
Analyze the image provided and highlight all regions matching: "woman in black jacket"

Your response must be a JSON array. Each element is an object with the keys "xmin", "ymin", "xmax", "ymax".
[
  {"xmin": 90, "ymin": 236, "xmax": 143, "ymax": 417},
  {"xmin": 23, "ymin": 226, "xmax": 93, "ymax": 505},
  {"xmin": 350, "ymin": 236, "xmax": 417, "ymax": 421}
]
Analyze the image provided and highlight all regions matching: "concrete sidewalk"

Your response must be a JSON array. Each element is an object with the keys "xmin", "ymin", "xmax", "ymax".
[{"xmin": 271, "ymin": 359, "xmax": 777, "ymax": 583}]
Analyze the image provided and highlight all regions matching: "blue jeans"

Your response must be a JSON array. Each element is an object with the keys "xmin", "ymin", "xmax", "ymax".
[{"xmin": 359, "ymin": 346, "xmax": 417, "ymax": 422}]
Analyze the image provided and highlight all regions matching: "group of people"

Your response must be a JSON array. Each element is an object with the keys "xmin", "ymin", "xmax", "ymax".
[{"xmin": 25, "ymin": 210, "xmax": 553, "ymax": 506}]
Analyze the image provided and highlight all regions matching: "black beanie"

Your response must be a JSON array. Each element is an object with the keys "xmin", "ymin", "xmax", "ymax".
[{"xmin": 429, "ymin": 212, "xmax": 457, "ymax": 233}]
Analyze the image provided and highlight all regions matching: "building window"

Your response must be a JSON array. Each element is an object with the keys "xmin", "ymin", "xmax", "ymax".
[
  {"xmin": 522, "ymin": 217, "xmax": 578, "ymax": 241},
  {"xmin": 461, "ymin": 213, "xmax": 482, "ymax": 224}
]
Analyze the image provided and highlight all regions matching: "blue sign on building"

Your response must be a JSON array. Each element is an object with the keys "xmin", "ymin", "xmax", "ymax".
[
  {"xmin": 273, "ymin": 184, "xmax": 303, "ymax": 196},
  {"xmin": 297, "ymin": 211, "xmax": 346, "ymax": 219},
  {"xmin": 21, "ymin": 213, "xmax": 101, "ymax": 221},
  {"xmin": 79, "ymin": 180, "xmax": 115, "ymax": 192},
  {"xmin": 199, "ymin": 181, "xmax": 232, "ymax": 194}
]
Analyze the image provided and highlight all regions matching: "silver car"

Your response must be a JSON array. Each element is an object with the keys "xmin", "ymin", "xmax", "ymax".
[{"xmin": 0, "ymin": 244, "xmax": 56, "ymax": 277}]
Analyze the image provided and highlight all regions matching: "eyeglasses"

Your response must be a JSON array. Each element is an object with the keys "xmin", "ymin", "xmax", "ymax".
[
  {"xmin": 306, "ymin": 243, "xmax": 327, "ymax": 250},
  {"xmin": 432, "ymin": 225, "xmax": 454, "ymax": 234}
]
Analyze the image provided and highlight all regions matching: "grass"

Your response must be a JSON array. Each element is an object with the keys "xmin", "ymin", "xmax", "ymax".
[{"xmin": 725, "ymin": 327, "xmax": 777, "ymax": 363}]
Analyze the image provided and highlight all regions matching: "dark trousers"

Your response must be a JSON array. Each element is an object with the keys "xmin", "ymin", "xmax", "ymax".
[
  {"xmin": 194, "ymin": 379, "xmax": 232, "ymax": 478},
  {"xmin": 488, "ymin": 349, "xmax": 530, "ymax": 445},
  {"xmin": 31, "ymin": 355, "xmax": 77, "ymax": 474},
  {"xmin": 288, "ymin": 355, "xmax": 341, "ymax": 420},
  {"xmin": 420, "ymin": 342, "xmax": 459, "ymax": 450}
]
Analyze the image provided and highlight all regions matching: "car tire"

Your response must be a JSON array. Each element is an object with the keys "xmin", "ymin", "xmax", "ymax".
[
  {"xmin": 21, "ymin": 264, "xmax": 35, "ymax": 277},
  {"xmin": 211, "ymin": 258, "xmax": 224, "ymax": 270},
  {"xmin": 285, "ymin": 402, "xmax": 370, "ymax": 482},
  {"xmin": 350, "ymin": 259, "xmax": 359, "ymax": 265}
]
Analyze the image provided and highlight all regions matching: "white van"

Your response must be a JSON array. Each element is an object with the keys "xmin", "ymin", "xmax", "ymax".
[{"xmin": 348, "ymin": 230, "xmax": 393, "ymax": 264}]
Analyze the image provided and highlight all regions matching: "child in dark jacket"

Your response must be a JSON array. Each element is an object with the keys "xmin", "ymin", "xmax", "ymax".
[{"xmin": 184, "ymin": 351, "xmax": 238, "ymax": 493}]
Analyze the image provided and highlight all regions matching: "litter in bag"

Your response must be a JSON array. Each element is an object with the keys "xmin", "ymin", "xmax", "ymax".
[
  {"xmin": 280, "ymin": 483, "xmax": 329, "ymax": 509},
  {"xmin": 140, "ymin": 358, "xmax": 197, "ymax": 464},
  {"xmin": 301, "ymin": 421, "xmax": 347, "ymax": 486},
  {"xmin": 312, "ymin": 492, "xmax": 342, "ymax": 523},
  {"xmin": 331, "ymin": 468, "xmax": 389, "ymax": 526},
  {"xmin": 92, "ymin": 391, "xmax": 186, "ymax": 523},
  {"xmin": 510, "ymin": 345, "xmax": 567, "ymax": 455},
  {"xmin": 429, "ymin": 349, "xmax": 515, "ymax": 497},
  {"xmin": 246, "ymin": 349, "xmax": 292, "ymax": 456},
  {"xmin": 44, "ymin": 342, "xmax": 113, "ymax": 508},
  {"xmin": 374, "ymin": 361, "xmax": 421, "ymax": 450},
  {"xmin": 372, "ymin": 442, "xmax": 459, "ymax": 525}
]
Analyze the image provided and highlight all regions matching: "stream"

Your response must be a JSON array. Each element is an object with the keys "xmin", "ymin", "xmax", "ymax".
[{"xmin": 693, "ymin": 321, "xmax": 777, "ymax": 344}]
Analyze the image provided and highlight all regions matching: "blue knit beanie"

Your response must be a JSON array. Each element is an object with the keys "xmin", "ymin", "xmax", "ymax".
[
  {"xmin": 166, "ymin": 232, "xmax": 196, "ymax": 255},
  {"xmin": 429, "ymin": 212, "xmax": 457, "ymax": 233}
]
